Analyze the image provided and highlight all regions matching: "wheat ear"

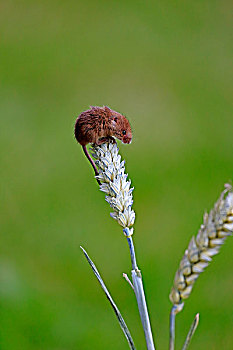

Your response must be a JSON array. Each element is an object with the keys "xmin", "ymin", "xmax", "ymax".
[
  {"xmin": 169, "ymin": 184, "xmax": 233, "ymax": 308},
  {"xmin": 169, "ymin": 184, "xmax": 233, "ymax": 350},
  {"xmin": 91, "ymin": 141, "xmax": 156, "ymax": 350},
  {"xmin": 91, "ymin": 142, "xmax": 135, "ymax": 233}
]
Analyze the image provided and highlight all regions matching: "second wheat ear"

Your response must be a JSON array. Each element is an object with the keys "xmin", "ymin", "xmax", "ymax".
[
  {"xmin": 170, "ymin": 184, "xmax": 233, "ymax": 308},
  {"xmin": 169, "ymin": 184, "xmax": 233, "ymax": 350}
]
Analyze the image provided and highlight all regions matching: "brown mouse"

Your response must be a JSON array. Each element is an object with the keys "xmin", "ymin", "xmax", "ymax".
[{"xmin": 74, "ymin": 106, "xmax": 132, "ymax": 184}]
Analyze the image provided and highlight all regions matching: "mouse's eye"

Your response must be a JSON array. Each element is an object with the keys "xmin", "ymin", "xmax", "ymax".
[{"xmin": 122, "ymin": 130, "xmax": 126, "ymax": 135}]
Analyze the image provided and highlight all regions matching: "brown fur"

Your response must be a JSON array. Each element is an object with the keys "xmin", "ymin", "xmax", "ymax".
[{"xmin": 74, "ymin": 106, "xmax": 132, "ymax": 146}]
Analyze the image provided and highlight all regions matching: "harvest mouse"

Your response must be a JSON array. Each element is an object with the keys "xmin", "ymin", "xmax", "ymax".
[{"xmin": 74, "ymin": 106, "xmax": 132, "ymax": 183}]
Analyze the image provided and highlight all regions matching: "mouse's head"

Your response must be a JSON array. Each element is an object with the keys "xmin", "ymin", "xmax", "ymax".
[{"xmin": 105, "ymin": 106, "xmax": 132, "ymax": 144}]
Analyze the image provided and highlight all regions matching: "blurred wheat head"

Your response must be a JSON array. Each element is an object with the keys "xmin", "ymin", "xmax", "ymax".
[
  {"xmin": 169, "ymin": 184, "xmax": 233, "ymax": 312},
  {"xmin": 91, "ymin": 142, "xmax": 135, "ymax": 236}
]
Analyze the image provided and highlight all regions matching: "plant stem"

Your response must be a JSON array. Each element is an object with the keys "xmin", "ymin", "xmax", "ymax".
[
  {"xmin": 169, "ymin": 306, "xmax": 177, "ymax": 350},
  {"xmin": 125, "ymin": 232, "xmax": 156, "ymax": 350}
]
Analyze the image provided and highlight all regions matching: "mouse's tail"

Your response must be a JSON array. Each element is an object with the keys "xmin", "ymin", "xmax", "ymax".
[{"xmin": 82, "ymin": 145, "xmax": 101, "ymax": 185}]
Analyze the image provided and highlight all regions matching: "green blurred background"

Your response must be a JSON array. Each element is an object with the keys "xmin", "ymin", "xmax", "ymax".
[{"xmin": 1, "ymin": 1, "xmax": 232, "ymax": 349}]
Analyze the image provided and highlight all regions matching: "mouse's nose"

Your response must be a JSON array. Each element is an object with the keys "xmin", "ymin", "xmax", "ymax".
[{"xmin": 123, "ymin": 136, "xmax": 132, "ymax": 144}]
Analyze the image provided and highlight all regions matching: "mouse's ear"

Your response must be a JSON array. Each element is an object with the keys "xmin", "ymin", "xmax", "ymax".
[
  {"xmin": 89, "ymin": 106, "xmax": 97, "ymax": 113},
  {"xmin": 104, "ymin": 105, "xmax": 112, "ymax": 113}
]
